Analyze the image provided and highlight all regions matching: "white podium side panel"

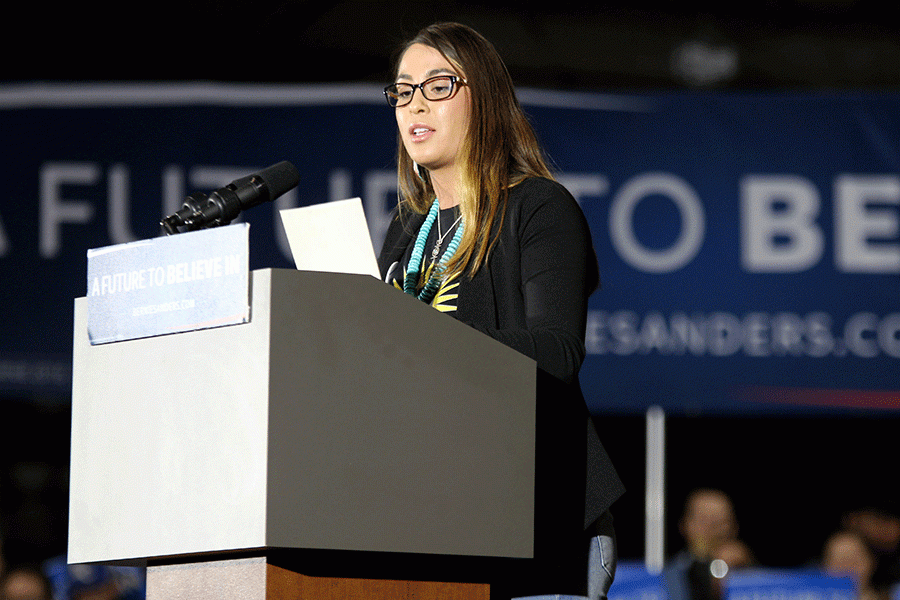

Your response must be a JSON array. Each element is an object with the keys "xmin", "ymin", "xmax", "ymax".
[{"xmin": 68, "ymin": 281, "xmax": 271, "ymax": 564}]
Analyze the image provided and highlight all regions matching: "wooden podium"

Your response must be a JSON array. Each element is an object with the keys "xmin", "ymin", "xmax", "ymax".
[{"xmin": 69, "ymin": 269, "xmax": 539, "ymax": 599}]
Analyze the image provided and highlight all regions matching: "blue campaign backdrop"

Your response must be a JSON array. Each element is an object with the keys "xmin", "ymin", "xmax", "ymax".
[{"xmin": 1, "ymin": 83, "xmax": 898, "ymax": 414}]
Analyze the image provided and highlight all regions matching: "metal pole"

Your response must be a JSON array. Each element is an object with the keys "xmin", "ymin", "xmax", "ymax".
[{"xmin": 645, "ymin": 405, "xmax": 665, "ymax": 573}]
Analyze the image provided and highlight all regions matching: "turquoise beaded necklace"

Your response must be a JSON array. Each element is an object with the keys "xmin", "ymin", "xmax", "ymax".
[{"xmin": 403, "ymin": 198, "xmax": 464, "ymax": 304}]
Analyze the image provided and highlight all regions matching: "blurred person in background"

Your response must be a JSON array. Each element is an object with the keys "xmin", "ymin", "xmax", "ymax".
[
  {"xmin": 680, "ymin": 489, "xmax": 739, "ymax": 561},
  {"xmin": 822, "ymin": 529, "xmax": 882, "ymax": 600},
  {"xmin": 713, "ymin": 539, "xmax": 755, "ymax": 571},
  {"xmin": 0, "ymin": 565, "xmax": 52, "ymax": 600},
  {"xmin": 709, "ymin": 539, "xmax": 756, "ymax": 600},
  {"xmin": 843, "ymin": 508, "xmax": 900, "ymax": 597},
  {"xmin": 665, "ymin": 488, "xmax": 748, "ymax": 600}
]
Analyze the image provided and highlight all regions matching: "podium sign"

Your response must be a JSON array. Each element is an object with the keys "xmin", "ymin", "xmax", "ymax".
[{"xmin": 86, "ymin": 224, "xmax": 250, "ymax": 345}]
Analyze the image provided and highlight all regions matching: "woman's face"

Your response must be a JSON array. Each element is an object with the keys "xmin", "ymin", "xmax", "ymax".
[{"xmin": 394, "ymin": 43, "xmax": 470, "ymax": 179}]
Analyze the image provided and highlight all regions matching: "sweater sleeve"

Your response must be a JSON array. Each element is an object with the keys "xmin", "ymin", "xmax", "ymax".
[{"xmin": 465, "ymin": 178, "xmax": 599, "ymax": 384}]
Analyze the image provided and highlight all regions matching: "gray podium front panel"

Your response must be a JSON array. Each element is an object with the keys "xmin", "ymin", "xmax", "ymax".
[{"xmin": 69, "ymin": 269, "xmax": 536, "ymax": 564}]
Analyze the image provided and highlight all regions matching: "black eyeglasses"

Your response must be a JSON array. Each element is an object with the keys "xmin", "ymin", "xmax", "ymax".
[{"xmin": 383, "ymin": 75, "xmax": 466, "ymax": 107}]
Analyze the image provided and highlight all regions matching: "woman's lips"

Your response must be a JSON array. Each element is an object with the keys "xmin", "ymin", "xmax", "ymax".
[{"xmin": 409, "ymin": 124, "xmax": 434, "ymax": 142}]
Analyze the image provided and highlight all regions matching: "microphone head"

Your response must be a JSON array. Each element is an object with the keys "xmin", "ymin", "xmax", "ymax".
[{"xmin": 258, "ymin": 161, "xmax": 300, "ymax": 200}]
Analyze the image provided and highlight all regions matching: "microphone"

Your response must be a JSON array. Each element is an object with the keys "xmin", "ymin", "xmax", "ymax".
[{"xmin": 161, "ymin": 161, "xmax": 300, "ymax": 234}]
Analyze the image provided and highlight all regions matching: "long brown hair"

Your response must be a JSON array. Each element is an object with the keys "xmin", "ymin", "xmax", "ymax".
[{"xmin": 393, "ymin": 22, "xmax": 554, "ymax": 278}]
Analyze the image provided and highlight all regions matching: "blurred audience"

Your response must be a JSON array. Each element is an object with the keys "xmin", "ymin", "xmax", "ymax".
[
  {"xmin": 679, "ymin": 489, "xmax": 739, "ymax": 562},
  {"xmin": 0, "ymin": 539, "xmax": 143, "ymax": 600},
  {"xmin": 658, "ymin": 491, "xmax": 900, "ymax": 600},
  {"xmin": 821, "ymin": 529, "xmax": 882, "ymax": 600},
  {"xmin": 665, "ymin": 488, "xmax": 751, "ymax": 600},
  {"xmin": 843, "ymin": 508, "xmax": 900, "ymax": 595},
  {"xmin": 709, "ymin": 538, "xmax": 757, "ymax": 600},
  {"xmin": 713, "ymin": 539, "xmax": 755, "ymax": 571},
  {"xmin": 3, "ymin": 470, "xmax": 899, "ymax": 600},
  {"xmin": 0, "ymin": 565, "xmax": 52, "ymax": 600},
  {"xmin": 43, "ymin": 557, "xmax": 145, "ymax": 600}
]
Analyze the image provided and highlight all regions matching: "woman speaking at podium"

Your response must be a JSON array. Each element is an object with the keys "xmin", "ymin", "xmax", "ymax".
[{"xmin": 378, "ymin": 22, "xmax": 624, "ymax": 600}]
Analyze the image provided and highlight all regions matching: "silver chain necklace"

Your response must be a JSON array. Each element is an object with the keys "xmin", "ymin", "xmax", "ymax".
[{"xmin": 432, "ymin": 208, "xmax": 463, "ymax": 262}]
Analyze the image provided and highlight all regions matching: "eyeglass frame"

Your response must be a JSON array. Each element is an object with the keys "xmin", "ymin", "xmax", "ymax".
[{"xmin": 383, "ymin": 75, "xmax": 467, "ymax": 107}]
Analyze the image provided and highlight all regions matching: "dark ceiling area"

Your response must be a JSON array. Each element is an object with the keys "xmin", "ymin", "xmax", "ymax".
[{"xmin": 8, "ymin": 1, "xmax": 900, "ymax": 89}]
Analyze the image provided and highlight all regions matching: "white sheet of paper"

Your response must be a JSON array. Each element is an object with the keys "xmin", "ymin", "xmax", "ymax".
[{"xmin": 279, "ymin": 198, "xmax": 380, "ymax": 279}]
